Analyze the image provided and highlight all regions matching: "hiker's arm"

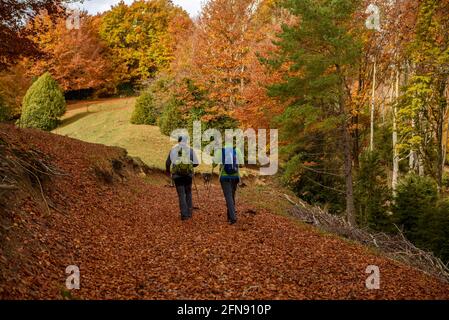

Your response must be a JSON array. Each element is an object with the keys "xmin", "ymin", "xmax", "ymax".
[
  {"xmin": 165, "ymin": 152, "xmax": 172, "ymax": 175},
  {"xmin": 191, "ymin": 149, "xmax": 199, "ymax": 168},
  {"xmin": 237, "ymin": 148, "xmax": 245, "ymax": 167}
]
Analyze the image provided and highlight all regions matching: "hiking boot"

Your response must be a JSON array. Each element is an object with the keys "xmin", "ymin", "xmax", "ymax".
[
  {"xmin": 229, "ymin": 219, "xmax": 237, "ymax": 225},
  {"xmin": 181, "ymin": 216, "xmax": 190, "ymax": 221}
]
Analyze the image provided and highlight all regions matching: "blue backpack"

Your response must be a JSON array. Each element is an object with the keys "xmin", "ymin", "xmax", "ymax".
[{"xmin": 222, "ymin": 147, "xmax": 238, "ymax": 175}]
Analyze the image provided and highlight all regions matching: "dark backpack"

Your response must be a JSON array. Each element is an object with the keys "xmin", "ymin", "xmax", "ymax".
[
  {"xmin": 171, "ymin": 149, "xmax": 193, "ymax": 176},
  {"xmin": 222, "ymin": 147, "xmax": 238, "ymax": 175}
]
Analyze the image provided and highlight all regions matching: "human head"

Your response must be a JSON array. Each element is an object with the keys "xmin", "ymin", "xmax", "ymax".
[{"xmin": 178, "ymin": 135, "xmax": 188, "ymax": 145}]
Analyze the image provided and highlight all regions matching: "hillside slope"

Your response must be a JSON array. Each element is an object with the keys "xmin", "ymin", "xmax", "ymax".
[
  {"xmin": 1, "ymin": 124, "xmax": 449, "ymax": 299},
  {"xmin": 53, "ymin": 98, "xmax": 221, "ymax": 174},
  {"xmin": 53, "ymin": 97, "xmax": 171, "ymax": 170}
]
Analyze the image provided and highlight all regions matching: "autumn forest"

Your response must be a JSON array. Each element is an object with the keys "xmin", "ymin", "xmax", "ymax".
[{"xmin": 1, "ymin": 0, "xmax": 449, "ymax": 301}]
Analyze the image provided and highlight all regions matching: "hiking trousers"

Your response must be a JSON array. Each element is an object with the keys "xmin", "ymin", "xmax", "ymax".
[
  {"xmin": 220, "ymin": 178, "xmax": 239, "ymax": 222},
  {"xmin": 174, "ymin": 177, "xmax": 193, "ymax": 219}
]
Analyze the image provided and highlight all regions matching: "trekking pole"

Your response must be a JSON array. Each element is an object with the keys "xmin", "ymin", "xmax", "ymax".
[
  {"xmin": 193, "ymin": 172, "xmax": 200, "ymax": 202},
  {"xmin": 208, "ymin": 167, "xmax": 214, "ymax": 198}
]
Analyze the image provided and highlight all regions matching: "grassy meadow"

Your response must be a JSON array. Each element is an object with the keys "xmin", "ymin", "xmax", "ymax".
[
  {"xmin": 54, "ymin": 98, "xmax": 172, "ymax": 170},
  {"xmin": 53, "ymin": 98, "xmax": 214, "ymax": 172}
]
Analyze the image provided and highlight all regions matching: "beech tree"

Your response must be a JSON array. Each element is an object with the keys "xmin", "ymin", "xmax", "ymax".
[
  {"xmin": 99, "ymin": 0, "xmax": 191, "ymax": 85},
  {"xmin": 399, "ymin": 0, "xmax": 449, "ymax": 192},
  {"xmin": 0, "ymin": 0, "xmax": 71, "ymax": 70},
  {"xmin": 27, "ymin": 12, "xmax": 113, "ymax": 93},
  {"xmin": 192, "ymin": 0, "xmax": 262, "ymax": 118}
]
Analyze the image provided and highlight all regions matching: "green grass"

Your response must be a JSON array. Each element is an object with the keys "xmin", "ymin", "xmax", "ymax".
[
  {"xmin": 239, "ymin": 177, "xmax": 295, "ymax": 217},
  {"xmin": 53, "ymin": 98, "xmax": 210, "ymax": 172},
  {"xmin": 54, "ymin": 98, "xmax": 172, "ymax": 170}
]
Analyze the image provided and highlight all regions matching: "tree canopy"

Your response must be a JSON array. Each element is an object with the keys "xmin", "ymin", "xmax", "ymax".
[
  {"xmin": 0, "ymin": 0, "xmax": 70, "ymax": 70},
  {"xmin": 99, "ymin": 0, "xmax": 191, "ymax": 85}
]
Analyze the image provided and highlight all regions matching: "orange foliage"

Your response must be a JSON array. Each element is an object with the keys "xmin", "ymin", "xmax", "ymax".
[
  {"xmin": 27, "ymin": 12, "xmax": 113, "ymax": 93},
  {"xmin": 171, "ymin": 0, "xmax": 289, "ymax": 129}
]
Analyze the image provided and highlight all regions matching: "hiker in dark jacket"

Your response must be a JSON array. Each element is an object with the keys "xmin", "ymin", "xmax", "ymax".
[
  {"xmin": 212, "ymin": 139, "xmax": 244, "ymax": 225},
  {"xmin": 166, "ymin": 136, "xmax": 199, "ymax": 221}
]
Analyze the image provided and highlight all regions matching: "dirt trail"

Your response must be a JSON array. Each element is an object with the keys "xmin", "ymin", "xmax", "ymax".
[{"xmin": 1, "ymin": 124, "xmax": 449, "ymax": 299}]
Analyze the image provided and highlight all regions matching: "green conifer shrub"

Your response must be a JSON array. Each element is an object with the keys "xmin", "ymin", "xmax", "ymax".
[
  {"xmin": 130, "ymin": 90, "xmax": 160, "ymax": 125},
  {"xmin": 18, "ymin": 72, "xmax": 66, "ymax": 131}
]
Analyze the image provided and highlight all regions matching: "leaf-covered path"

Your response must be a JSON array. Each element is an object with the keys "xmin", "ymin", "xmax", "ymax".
[{"xmin": 1, "ymin": 125, "xmax": 449, "ymax": 299}]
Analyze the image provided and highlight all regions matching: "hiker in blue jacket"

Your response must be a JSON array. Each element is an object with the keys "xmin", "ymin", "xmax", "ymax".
[
  {"xmin": 166, "ymin": 136, "xmax": 199, "ymax": 221},
  {"xmin": 213, "ymin": 138, "xmax": 244, "ymax": 225}
]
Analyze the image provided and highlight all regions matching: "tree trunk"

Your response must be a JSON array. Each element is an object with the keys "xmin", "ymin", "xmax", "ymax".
[
  {"xmin": 353, "ymin": 69, "xmax": 363, "ymax": 170},
  {"xmin": 392, "ymin": 70, "xmax": 400, "ymax": 193},
  {"xmin": 352, "ymin": 112, "xmax": 360, "ymax": 170},
  {"xmin": 418, "ymin": 146, "xmax": 425, "ymax": 176},
  {"xmin": 436, "ymin": 79, "xmax": 447, "ymax": 193},
  {"xmin": 336, "ymin": 65, "xmax": 356, "ymax": 226},
  {"xmin": 343, "ymin": 121, "xmax": 356, "ymax": 226},
  {"xmin": 370, "ymin": 59, "xmax": 376, "ymax": 151},
  {"xmin": 443, "ymin": 109, "xmax": 449, "ymax": 175}
]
